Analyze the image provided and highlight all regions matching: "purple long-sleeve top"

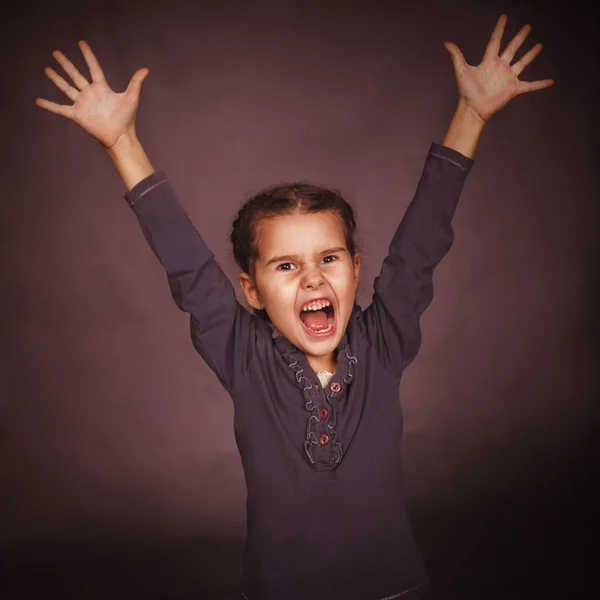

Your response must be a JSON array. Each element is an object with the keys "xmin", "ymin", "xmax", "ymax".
[{"xmin": 123, "ymin": 142, "xmax": 474, "ymax": 600}]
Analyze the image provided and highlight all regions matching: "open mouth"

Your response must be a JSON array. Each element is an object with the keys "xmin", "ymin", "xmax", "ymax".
[{"xmin": 298, "ymin": 302, "xmax": 336, "ymax": 337}]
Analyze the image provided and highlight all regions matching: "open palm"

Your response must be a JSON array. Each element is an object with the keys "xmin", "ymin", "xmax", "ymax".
[
  {"xmin": 36, "ymin": 41, "xmax": 149, "ymax": 148},
  {"xmin": 444, "ymin": 15, "xmax": 554, "ymax": 122}
]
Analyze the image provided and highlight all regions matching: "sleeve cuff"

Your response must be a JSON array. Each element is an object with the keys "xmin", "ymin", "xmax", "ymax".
[
  {"xmin": 123, "ymin": 170, "xmax": 169, "ymax": 208},
  {"xmin": 428, "ymin": 142, "xmax": 475, "ymax": 172}
]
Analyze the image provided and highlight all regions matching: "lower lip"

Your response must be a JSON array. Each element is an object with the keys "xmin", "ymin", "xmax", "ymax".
[{"xmin": 300, "ymin": 311, "xmax": 337, "ymax": 338}]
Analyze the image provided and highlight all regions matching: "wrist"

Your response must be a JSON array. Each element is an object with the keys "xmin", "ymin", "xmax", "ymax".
[
  {"xmin": 455, "ymin": 97, "xmax": 486, "ymax": 127},
  {"xmin": 442, "ymin": 98, "xmax": 486, "ymax": 158},
  {"xmin": 105, "ymin": 129, "xmax": 155, "ymax": 191},
  {"xmin": 105, "ymin": 129, "xmax": 139, "ymax": 157}
]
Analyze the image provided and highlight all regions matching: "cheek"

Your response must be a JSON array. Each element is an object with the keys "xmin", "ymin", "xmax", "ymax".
[
  {"xmin": 263, "ymin": 281, "xmax": 295, "ymax": 310},
  {"xmin": 337, "ymin": 270, "xmax": 358, "ymax": 293}
]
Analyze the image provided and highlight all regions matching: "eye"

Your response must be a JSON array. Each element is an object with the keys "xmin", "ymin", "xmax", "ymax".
[
  {"xmin": 277, "ymin": 262, "xmax": 295, "ymax": 271},
  {"xmin": 323, "ymin": 255, "xmax": 338, "ymax": 263}
]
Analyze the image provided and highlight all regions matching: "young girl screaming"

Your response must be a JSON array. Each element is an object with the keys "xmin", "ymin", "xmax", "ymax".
[{"xmin": 36, "ymin": 14, "xmax": 553, "ymax": 600}]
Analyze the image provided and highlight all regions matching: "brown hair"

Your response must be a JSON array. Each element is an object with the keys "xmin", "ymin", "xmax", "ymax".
[{"xmin": 229, "ymin": 181, "xmax": 361, "ymax": 322}]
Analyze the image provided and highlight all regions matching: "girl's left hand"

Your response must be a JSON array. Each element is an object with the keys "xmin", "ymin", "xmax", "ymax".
[{"xmin": 444, "ymin": 14, "xmax": 554, "ymax": 122}]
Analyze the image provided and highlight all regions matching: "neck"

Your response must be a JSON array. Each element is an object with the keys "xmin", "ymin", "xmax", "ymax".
[{"xmin": 307, "ymin": 353, "xmax": 337, "ymax": 374}]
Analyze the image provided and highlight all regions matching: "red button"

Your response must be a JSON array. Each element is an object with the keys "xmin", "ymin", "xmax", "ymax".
[
  {"xmin": 319, "ymin": 434, "xmax": 329, "ymax": 446},
  {"xmin": 330, "ymin": 382, "xmax": 341, "ymax": 393},
  {"xmin": 319, "ymin": 407, "xmax": 328, "ymax": 420}
]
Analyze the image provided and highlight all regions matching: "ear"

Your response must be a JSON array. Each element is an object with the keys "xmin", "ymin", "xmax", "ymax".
[
  {"xmin": 353, "ymin": 253, "xmax": 361, "ymax": 290},
  {"xmin": 239, "ymin": 272, "xmax": 264, "ymax": 310}
]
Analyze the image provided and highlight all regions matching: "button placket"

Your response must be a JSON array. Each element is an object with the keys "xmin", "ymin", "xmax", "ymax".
[{"xmin": 281, "ymin": 341, "xmax": 357, "ymax": 468}]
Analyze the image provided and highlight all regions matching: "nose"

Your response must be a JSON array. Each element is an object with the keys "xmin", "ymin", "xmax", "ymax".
[{"xmin": 301, "ymin": 266, "xmax": 325, "ymax": 290}]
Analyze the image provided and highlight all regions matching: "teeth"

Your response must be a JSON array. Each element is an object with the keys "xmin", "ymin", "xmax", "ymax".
[{"xmin": 301, "ymin": 300, "xmax": 331, "ymax": 312}]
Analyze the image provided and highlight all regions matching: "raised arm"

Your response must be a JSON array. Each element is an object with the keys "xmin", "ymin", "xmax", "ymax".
[
  {"xmin": 361, "ymin": 15, "xmax": 553, "ymax": 377},
  {"xmin": 36, "ymin": 41, "xmax": 255, "ymax": 393},
  {"xmin": 361, "ymin": 143, "xmax": 473, "ymax": 377}
]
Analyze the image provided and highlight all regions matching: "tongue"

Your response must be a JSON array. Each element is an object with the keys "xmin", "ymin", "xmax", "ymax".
[{"xmin": 300, "ymin": 308, "xmax": 329, "ymax": 331}]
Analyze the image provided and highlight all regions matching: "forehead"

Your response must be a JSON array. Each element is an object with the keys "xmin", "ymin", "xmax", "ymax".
[{"xmin": 258, "ymin": 212, "xmax": 346, "ymax": 257}]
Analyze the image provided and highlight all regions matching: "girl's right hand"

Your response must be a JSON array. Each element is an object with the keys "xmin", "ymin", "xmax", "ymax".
[{"xmin": 35, "ymin": 41, "xmax": 149, "ymax": 149}]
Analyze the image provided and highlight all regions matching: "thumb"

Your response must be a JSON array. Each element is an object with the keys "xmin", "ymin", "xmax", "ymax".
[
  {"xmin": 443, "ymin": 41, "xmax": 466, "ymax": 71},
  {"xmin": 125, "ymin": 68, "xmax": 149, "ymax": 99}
]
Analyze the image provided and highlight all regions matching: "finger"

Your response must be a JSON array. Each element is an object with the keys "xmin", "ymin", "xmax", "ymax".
[
  {"xmin": 52, "ymin": 49, "xmax": 90, "ymax": 90},
  {"xmin": 512, "ymin": 43, "xmax": 543, "ymax": 76},
  {"xmin": 35, "ymin": 97, "xmax": 75, "ymax": 119},
  {"xmin": 483, "ymin": 14, "xmax": 507, "ymax": 61},
  {"xmin": 125, "ymin": 68, "xmax": 149, "ymax": 99},
  {"xmin": 443, "ymin": 41, "xmax": 468, "ymax": 71},
  {"xmin": 78, "ymin": 40, "xmax": 106, "ymax": 83},
  {"xmin": 500, "ymin": 23, "xmax": 531, "ymax": 63},
  {"xmin": 44, "ymin": 66, "xmax": 79, "ymax": 102},
  {"xmin": 516, "ymin": 79, "xmax": 554, "ymax": 95}
]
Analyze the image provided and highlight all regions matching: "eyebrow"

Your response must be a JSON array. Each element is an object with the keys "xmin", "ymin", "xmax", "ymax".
[{"xmin": 265, "ymin": 246, "xmax": 347, "ymax": 267}]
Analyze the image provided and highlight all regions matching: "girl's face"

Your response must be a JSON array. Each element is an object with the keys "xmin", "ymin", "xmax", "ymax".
[{"xmin": 240, "ymin": 211, "xmax": 360, "ymax": 367}]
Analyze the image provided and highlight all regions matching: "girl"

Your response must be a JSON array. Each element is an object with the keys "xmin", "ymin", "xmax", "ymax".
[{"xmin": 35, "ymin": 14, "xmax": 553, "ymax": 600}]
